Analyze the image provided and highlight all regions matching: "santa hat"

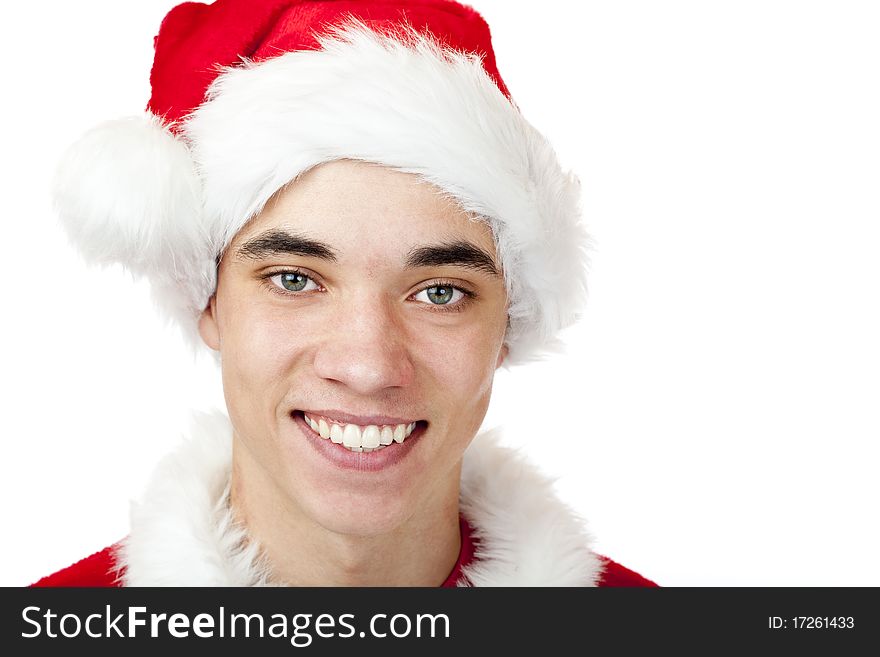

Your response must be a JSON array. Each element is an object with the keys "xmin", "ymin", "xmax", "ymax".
[{"xmin": 52, "ymin": 0, "xmax": 590, "ymax": 366}]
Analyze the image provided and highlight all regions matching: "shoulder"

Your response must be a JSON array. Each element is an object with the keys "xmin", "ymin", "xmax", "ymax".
[
  {"xmin": 595, "ymin": 554, "xmax": 659, "ymax": 587},
  {"xmin": 30, "ymin": 544, "xmax": 124, "ymax": 587}
]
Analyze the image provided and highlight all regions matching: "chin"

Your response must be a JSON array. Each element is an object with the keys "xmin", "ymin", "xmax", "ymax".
[{"xmin": 303, "ymin": 488, "xmax": 416, "ymax": 537}]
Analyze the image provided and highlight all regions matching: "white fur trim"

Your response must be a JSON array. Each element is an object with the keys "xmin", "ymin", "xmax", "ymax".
[
  {"xmin": 117, "ymin": 411, "xmax": 269, "ymax": 586},
  {"xmin": 117, "ymin": 410, "xmax": 603, "ymax": 587},
  {"xmin": 459, "ymin": 429, "xmax": 603, "ymax": 586}
]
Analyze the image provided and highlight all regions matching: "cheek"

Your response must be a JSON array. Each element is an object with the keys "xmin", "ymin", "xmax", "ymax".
[
  {"xmin": 411, "ymin": 315, "xmax": 503, "ymax": 412},
  {"xmin": 217, "ymin": 297, "xmax": 312, "ymax": 414}
]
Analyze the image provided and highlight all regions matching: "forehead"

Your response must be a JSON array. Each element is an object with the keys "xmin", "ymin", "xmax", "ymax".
[{"xmin": 230, "ymin": 159, "xmax": 496, "ymax": 256}]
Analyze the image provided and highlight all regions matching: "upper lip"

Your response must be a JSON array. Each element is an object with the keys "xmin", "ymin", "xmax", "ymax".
[{"xmin": 297, "ymin": 409, "xmax": 423, "ymax": 426}]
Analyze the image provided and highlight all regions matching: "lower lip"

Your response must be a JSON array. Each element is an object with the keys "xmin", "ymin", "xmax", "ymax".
[{"xmin": 291, "ymin": 412, "xmax": 425, "ymax": 472}]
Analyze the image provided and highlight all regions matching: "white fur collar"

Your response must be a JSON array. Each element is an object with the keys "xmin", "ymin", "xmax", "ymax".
[{"xmin": 117, "ymin": 410, "xmax": 603, "ymax": 586}]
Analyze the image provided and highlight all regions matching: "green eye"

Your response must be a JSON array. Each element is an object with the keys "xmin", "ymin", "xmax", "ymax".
[
  {"xmin": 280, "ymin": 272, "xmax": 310, "ymax": 292},
  {"xmin": 267, "ymin": 271, "xmax": 319, "ymax": 294},
  {"xmin": 425, "ymin": 285, "xmax": 455, "ymax": 305},
  {"xmin": 414, "ymin": 283, "xmax": 470, "ymax": 311}
]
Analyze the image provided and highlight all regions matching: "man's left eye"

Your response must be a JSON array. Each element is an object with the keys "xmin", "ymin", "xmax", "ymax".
[{"xmin": 414, "ymin": 285, "xmax": 464, "ymax": 306}]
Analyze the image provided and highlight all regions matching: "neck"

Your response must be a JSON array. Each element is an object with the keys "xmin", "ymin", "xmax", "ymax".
[{"xmin": 229, "ymin": 440, "xmax": 463, "ymax": 587}]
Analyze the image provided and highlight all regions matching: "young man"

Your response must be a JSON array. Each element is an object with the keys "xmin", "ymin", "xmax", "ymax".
[{"xmin": 35, "ymin": 0, "xmax": 656, "ymax": 587}]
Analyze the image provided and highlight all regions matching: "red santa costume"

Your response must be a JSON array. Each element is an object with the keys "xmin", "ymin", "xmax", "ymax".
[{"xmin": 35, "ymin": 0, "xmax": 657, "ymax": 588}]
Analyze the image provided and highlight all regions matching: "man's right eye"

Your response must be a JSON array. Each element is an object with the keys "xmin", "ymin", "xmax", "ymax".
[{"xmin": 265, "ymin": 270, "xmax": 321, "ymax": 294}]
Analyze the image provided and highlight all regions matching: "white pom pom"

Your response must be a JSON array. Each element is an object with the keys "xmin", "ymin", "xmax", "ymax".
[{"xmin": 52, "ymin": 111, "xmax": 206, "ymax": 280}]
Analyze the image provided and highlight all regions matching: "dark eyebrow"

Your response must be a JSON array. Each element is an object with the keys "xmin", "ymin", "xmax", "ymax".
[
  {"xmin": 233, "ymin": 229, "xmax": 338, "ymax": 262},
  {"xmin": 232, "ymin": 230, "xmax": 499, "ymax": 276},
  {"xmin": 405, "ymin": 240, "xmax": 500, "ymax": 277}
]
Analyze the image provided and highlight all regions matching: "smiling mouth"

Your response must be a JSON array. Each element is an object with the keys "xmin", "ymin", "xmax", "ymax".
[{"xmin": 296, "ymin": 411, "xmax": 423, "ymax": 453}]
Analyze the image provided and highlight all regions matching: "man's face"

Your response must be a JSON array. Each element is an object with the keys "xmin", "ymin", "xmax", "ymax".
[{"xmin": 199, "ymin": 159, "xmax": 509, "ymax": 536}]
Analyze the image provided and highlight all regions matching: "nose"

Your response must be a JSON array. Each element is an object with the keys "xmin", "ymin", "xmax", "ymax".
[{"xmin": 312, "ymin": 295, "xmax": 415, "ymax": 394}]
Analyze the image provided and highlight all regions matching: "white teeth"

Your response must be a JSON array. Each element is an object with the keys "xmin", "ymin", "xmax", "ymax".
[
  {"xmin": 342, "ymin": 424, "xmax": 362, "ymax": 450},
  {"xmin": 303, "ymin": 413, "xmax": 419, "ymax": 453},
  {"xmin": 362, "ymin": 425, "xmax": 380, "ymax": 448},
  {"xmin": 393, "ymin": 424, "xmax": 406, "ymax": 443},
  {"xmin": 329, "ymin": 423, "xmax": 344, "ymax": 444}
]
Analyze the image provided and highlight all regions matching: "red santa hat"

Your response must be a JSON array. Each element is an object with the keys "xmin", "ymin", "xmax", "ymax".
[{"xmin": 52, "ymin": 0, "xmax": 590, "ymax": 366}]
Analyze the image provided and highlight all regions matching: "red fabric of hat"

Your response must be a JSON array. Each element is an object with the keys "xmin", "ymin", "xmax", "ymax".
[{"xmin": 149, "ymin": 0, "xmax": 511, "ymax": 129}]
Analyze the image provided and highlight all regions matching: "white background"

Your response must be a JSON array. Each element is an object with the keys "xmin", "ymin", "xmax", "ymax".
[{"xmin": 1, "ymin": 1, "xmax": 878, "ymax": 587}]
